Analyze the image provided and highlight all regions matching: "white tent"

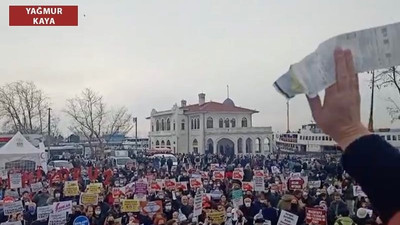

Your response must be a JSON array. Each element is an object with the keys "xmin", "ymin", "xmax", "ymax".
[{"xmin": 0, "ymin": 132, "xmax": 47, "ymax": 176}]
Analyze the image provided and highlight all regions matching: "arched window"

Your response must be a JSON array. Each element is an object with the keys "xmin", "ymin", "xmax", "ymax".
[
  {"xmin": 242, "ymin": 118, "xmax": 248, "ymax": 127},
  {"xmin": 161, "ymin": 140, "xmax": 165, "ymax": 148},
  {"xmin": 156, "ymin": 120, "xmax": 160, "ymax": 131},
  {"xmin": 231, "ymin": 119, "xmax": 236, "ymax": 128},
  {"xmin": 264, "ymin": 138, "xmax": 270, "ymax": 152},
  {"xmin": 224, "ymin": 118, "xmax": 230, "ymax": 128},
  {"xmin": 238, "ymin": 138, "xmax": 243, "ymax": 154},
  {"xmin": 173, "ymin": 120, "xmax": 176, "ymax": 130},
  {"xmin": 156, "ymin": 140, "xmax": 160, "ymax": 148},
  {"xmin": 161, "ymin": 119, "xmax": 165, "ymax": 131},
  {"xmin": 219, "ymin": 119, "xmax": 223, "ymax": 128},
  {"xmin": 151, "ymin": 123, "xmax": 154, "ymax": 132},
  {"xmin": 207, "ymin": 117, "xmax": 213, "ymax": 129},
  {"xmin": 193, "ymin": 139, "xmax": 199, "ymax": 154},
  {"xmin": 181, "ymin": 119, "xmax": 185, "ymax": 130},
  {"xmin": 246, "ymin": 138, "xmax": 252, "ymax": 153},
  {"xmin": 255, "ymin": 138, "xmax": 261, "ymax": 153},
  {"xmin": 166, "ymin": 140, "xmax": 171, "ymax": 149},
  {"xmin": 196, "ymin": 118, "xmax": 200, "ymax": 129},
  {"xmin": 191, "ymin": 119, "xmax": 194, "ymax": 129},
  {"xmin": 167, "ymin": 118, "xmax": 171, "ymax": 131}
]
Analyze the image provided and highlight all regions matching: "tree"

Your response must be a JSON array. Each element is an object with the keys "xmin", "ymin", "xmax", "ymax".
[
  {"xmin": 0, "ymin": 81, "xmax": 50, "ymax": 134},
  {"xmin": 64, "ymin": 88, "xmax": 133, "ymax": 158},
  {"xmin": 374, "ymin": 66, "xmax": 400, "ymax": 122}
]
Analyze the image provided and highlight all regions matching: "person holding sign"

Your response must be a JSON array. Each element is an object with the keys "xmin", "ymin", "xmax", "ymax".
[{"xmin": 307, "ymin": 49, "xmax": 400, "ymax": 225}]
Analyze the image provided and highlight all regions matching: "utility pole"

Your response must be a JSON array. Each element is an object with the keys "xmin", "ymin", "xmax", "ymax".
[
  {"xmin": 368, "ymin": 71, "xmax": 375, "ymax": 132},
  {"xmin": 286, "ymin": 100, "xmax": 290, "ymax": 133},
  {"xmin": 133, "ymin": 117, "xmax": 138, "ymax": 154},
  {"xmin": 47, "ymin": 108, "xmax": 51, "ymax": 152}
]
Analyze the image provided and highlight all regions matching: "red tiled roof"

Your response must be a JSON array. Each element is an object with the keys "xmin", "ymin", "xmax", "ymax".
[{"xmin": 181, "ymin": 101, "xmax": 258, "ymax": 113}]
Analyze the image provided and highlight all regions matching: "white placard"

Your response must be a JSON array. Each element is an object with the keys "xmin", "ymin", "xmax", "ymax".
[
  {"xmin": 193, "ymin": 192, "xmax": 203, "ymax": 217},
  {"xmin": 9, "ymin": 173, "xmax": 22, "ymax": 189},
  {"xmin": 37, "ymin": 205, "xmax": 53, "ymax": 220},
  {"xmin": 31, "ymin": 182, "xmax": 43, "ymax": 193},
  {"xmin": 254, "ymin": 176, "xmax": 264, "ymax": 192},
  {"xmin": 52, "ymin": 200, "xmax": 72, "ymax": 214},
  {"xmin": 271, "ymin": 166, "xmax": 280, "ymax": 174},
  {"xmin": 308, "ymin": 180, "xmax": 321, "ymax": 189},
  {"xmin": 353, "ymin": 186, "xmax": 367, "ymax": 197},
  {"xmin": 277, "ymin": 210, "xmax": 298, "ymax": 225},
  {"xmin": 3, "ymin": 201, "xmax": 24, "ymax": 216},
  {"xmin": 48, "ymin": 212, "xmax": 67, "ymax": 225},
  {"xmin": 1, "ymin": 221, "xmax": 22, "ymax": 225}
]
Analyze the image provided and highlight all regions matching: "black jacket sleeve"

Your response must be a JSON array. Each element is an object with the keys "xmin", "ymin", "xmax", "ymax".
[{"xmin": 341, "ymin": 134, "xmax": 400, "ymax": 222}]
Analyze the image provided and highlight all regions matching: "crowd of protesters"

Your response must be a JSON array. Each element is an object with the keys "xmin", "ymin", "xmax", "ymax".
[{"xmin": 0, "ymin": 151, "xmax": 381, "ymax": 225}]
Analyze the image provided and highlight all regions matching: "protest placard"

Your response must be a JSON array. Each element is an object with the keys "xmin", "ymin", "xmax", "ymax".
[
  {"xmin": 3, "ymin": 201, "xmax": 23, "ymax": 215},
  {"xmin": 164, "ymin": 179, "xmax": 176, "ymax": 190},
  {"xmin": 48, "ymin": 212, "xmax": 67, "ymax": 225},
  {"xmin": 305, "ymin": 208, "xmax": 327, "ymax": 225},
  {"xmin": 193, "ymin": 192, "xmax": 203, "ymax": 217},
  {"xmin": 308, "ymin": 180, "xmax": 321, "ymax": 189},
  {"xmin": 80, "ymin": 193, "xmax": 98, "ymax": 205},
  {"xmin": 64, "ymin": 181, "xmax": 80, "ymax": 196},
  {"xmin": 242, "ymin": 182, "xmax": 254, "ymax": 191},
  {"xmin": 176, "ymin": 182, "xmax": 188, "ymax": 191},
  {"xmin": 210, "ymin": 164, "xmax": 219, "ymax": 171},
  {"xmin": 277, "ymin": 210, "xmax": 298, "ymax": 225},
  {"xmin": 254, "ymin": 170, "xmax": 265, "ymax": 177},
  {"xmin": 271, "ymin": 166, "xmax": 280, "ymax": 174},
  {"xmin": 254, "ymin": 176, "xmax": 265, "ymax": 192},
  {"xmin": 37, "ymin": 205, "xmax": 53, "ymax": 220},
  {"xmin": 135, "ymin": 179, "xmax": 148, "ymax": 194},
  {"xmin": 87, "ymin": 183, "xmax": 102, "ymax": 194},
  {"xmin": 140, "ymin": 201, "xmax": 163, "ymax": 218},
  {"xmin": 288, "ymin": 177, "xmax": 304, "ymax": 190},
  {"xmin": 150, "ymin": 181, "xmax": 162, "ymax": 191},
  {"xmin": 134, "ymin": 194, "xmax": 147, "ymax": 201},
  {"xmin": 208, "ymin": 211, "xmax": 225, "ymax": 225},
  {"xmin": 52, "ymin": 200, "xmax": 72, "ymax": 214},
  {"xmin": 0, "ymin": 222, "xmax": 22, "ymax": 225},
  {"xmin": 232, "ymin": 189, "xmax": 243, "ymax": 208},
  {"xmin": 190, "ymin": 178, "xmax": 202, "ymax": 189},
  {"xmin": 200, "ymin": 171, "xmax": 208, "ymax": 179},
  {"xmin": 9, "ymin": 173, "xmax": 22, "ymax": 189},
  {"xmin": 212, "ymin": 171, "xmax": 225, "ymax": 180},
  {"xmin": 121, "ymin": 199, "xmax": 140, "ymax": 212},
  {"xmin": 232, "ymin": 169, "xmax": 244, "ymax": 180}
]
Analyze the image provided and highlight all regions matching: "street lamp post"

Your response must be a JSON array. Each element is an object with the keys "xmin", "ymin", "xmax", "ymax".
[{"xmin": 133, "ymin": 117, "xmax": 138, "ymax": 154}]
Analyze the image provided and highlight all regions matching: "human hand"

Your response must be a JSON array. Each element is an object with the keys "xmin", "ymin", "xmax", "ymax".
[{"xmin": 307, "ymin": 48, "xmax": 370, "ymax": 150}]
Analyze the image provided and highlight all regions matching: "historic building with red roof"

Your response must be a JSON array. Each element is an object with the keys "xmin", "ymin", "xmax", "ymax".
[{"xmin": 147, "ymin": 93, "xmax": 273, "ymax": 155}]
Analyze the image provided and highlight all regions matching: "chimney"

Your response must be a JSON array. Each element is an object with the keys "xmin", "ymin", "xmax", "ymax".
[
  {"xmin": 198, "ymin": 93, "xmax": 205, "ymax": 105},
  {"xmin": 181, "ymin": 100, "xmax": 187, "ymax": 107}
]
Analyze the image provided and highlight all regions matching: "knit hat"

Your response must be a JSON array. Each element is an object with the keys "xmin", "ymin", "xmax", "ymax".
[{"xmin": 357, "ymin": 208, "xmax": 368, "ymax": 219}]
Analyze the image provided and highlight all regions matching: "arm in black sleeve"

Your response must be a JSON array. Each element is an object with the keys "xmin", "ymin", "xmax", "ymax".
[{"xmin": 341, "ymin": 134, "xmax": 400, "ymax": 222}]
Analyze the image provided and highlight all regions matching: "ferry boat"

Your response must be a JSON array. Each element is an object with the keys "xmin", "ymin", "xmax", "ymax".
[{"xmin": 275, "ymin": 124, "xmax": 400, "ymax": 154}]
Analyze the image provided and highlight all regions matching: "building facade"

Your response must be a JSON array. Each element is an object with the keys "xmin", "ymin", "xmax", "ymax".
[{"xmin": 148, "ymin": 93, "xmax": 273, "ymax": 155}]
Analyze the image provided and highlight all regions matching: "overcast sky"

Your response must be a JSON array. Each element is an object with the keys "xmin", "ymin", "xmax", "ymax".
[{"xmin": 1, "ymin": 0, "xmax": 400, "ymax": 137}]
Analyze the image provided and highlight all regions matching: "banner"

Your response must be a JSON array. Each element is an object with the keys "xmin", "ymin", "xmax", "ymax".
[
  {"xmin": 232, "ymin": 189, "xmax": 243, "ymax": 208},
  {"xmin": 80, "ymin": 193, "xmax": 98, "ymax": 205},
  {"xmin": 212, "ymin": 171, "xmax": 225, "ymax": 180},
  {"xmin": 176, "ymin": 182, "xmax": 188, "ymax": 191},
  {"xmin": 64, "ymin": 181, "xmax": 80, "ymax": 196},
  {"xmin": 4, "ymin": 201, "xmax": 24, "ymax": 215},
  {"xmin": 305, "ymin": 208, "xmax": 327, "ymax": 225},
  {"xmin": 193, "ymin": 192, "xmax": 203, "ymax": 217},
  {"xmin": 140, "ymin": 201, "xmax": 163, "ymax": 218},
  {"xmin": 242, "ymin": 182, "xmax": 254, "ymax": 191},
  {"xmin": 31, "ymin": 182, "xmax": 43, "ymax": 193},
  {"xmin": 208, "ymin": 211, "xmax": 225, "ymax": 225},
  {"xmin": 48, "ymin": 212, "xmax": 67, "ymax": 225},
  {"xmin": 190, "ymin": 178, "xmax": 202, "ymax": 189},
  {"xmin": 87, "ymin": 183, "xmax": 102, "ymax": 194},
  {"xmin": 37, "ymin": 205, "xmax": 52, "ymax": 220},
  {"xmin": 164, "ymin": 179, "xmax": 176, "ymax": 190},
  {"xmin": 10, "ymin": 173, "xmax": 22, "ymax": 189},
  {"xmin": 254, "ymin": 176, "xmax": 264, "ymax": 192},
  {"xmin": 121, "ymin": 199, "xmax": 140, "ymax": 212},
  {"xmin": 52, "ymin": 200, "xmax": 72, "ymax": 214},
  {"xmin": 277, "ymin": 210, "xmax": 298, "ymax": 225}
]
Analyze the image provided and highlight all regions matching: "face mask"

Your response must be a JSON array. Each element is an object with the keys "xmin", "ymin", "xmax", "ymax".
[
  {"xmin": 55, "ymin": 193, "xmax": 61, "ymax": 198},
  {"xmin": 245, "ymin": 202, "xmax": 251, "ymax": 207},
  {"xmin": 165, "ymin": 206, "xmax": 172, "ymax": 211},
  {"xmin": 227, "ymin": 213, "xmax": 232, "ymax": 217}
]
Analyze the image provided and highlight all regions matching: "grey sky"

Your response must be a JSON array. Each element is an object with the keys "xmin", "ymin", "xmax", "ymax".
[{"xmin": 1, "ymin": 0, "xmax": 400, "ymax": 137}]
